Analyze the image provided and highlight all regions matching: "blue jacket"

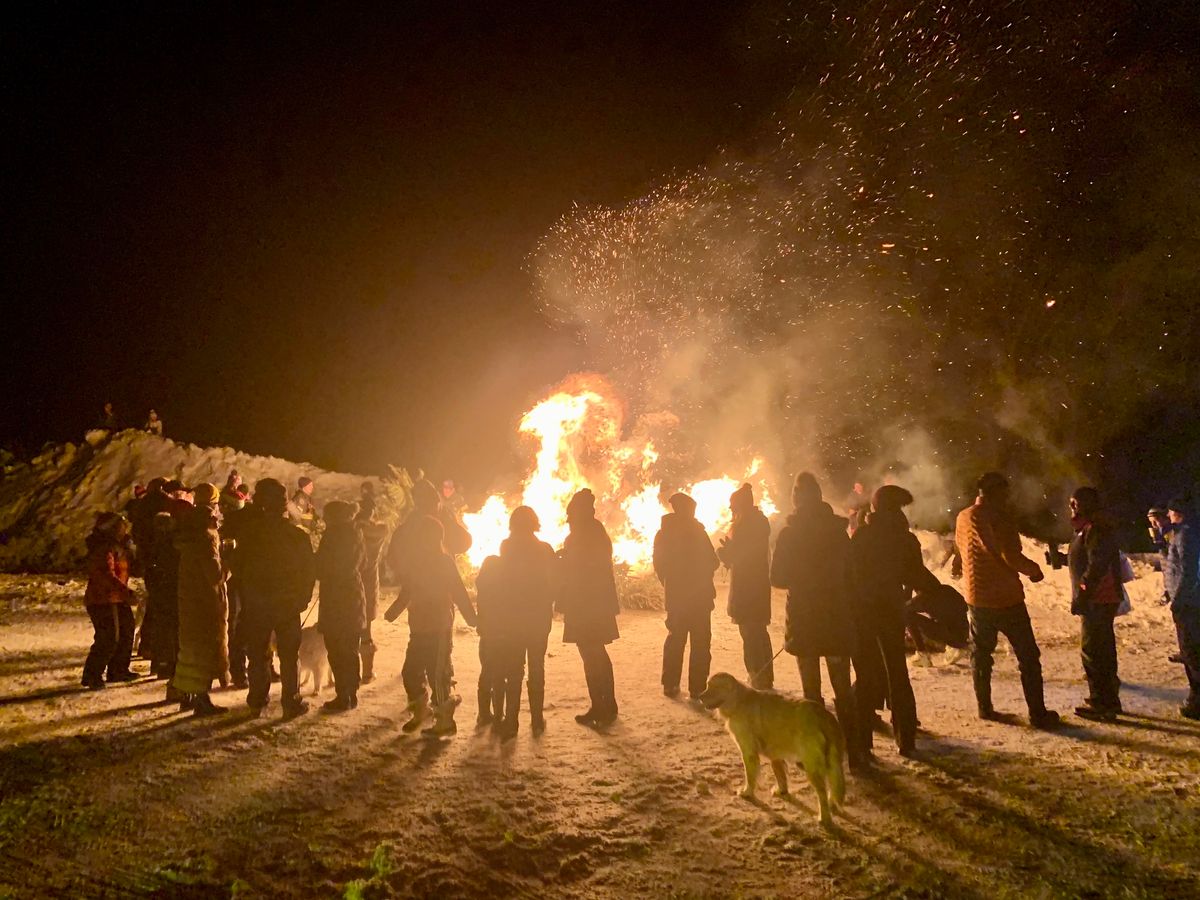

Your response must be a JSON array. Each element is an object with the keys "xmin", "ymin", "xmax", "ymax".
[{"xmin": 1163, "ymin": 522, "xmax": 1199, "ymax": 610}]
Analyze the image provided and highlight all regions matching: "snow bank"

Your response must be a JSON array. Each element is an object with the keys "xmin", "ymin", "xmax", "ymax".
[{"xmin": 0, "ymin": 430, "xmax": 378, "ymax": 572}]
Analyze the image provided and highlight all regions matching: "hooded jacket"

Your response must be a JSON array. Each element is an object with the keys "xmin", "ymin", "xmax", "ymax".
[
  {"xmin": 770, "ymin": 501, "xmax": 856, "ymax": 657},
  {"xmin": 172, "ymin": 504, "xmax": 229, "ymax": 689},
  {"xmin": 653, "ymin": 512, "xmax": 719, "ymax": 616},
  {"xmin": 718, "ymin": 505, "xmax": 772, "ymax": 625},
  {"xmin": 231, "ymin": 507, "xmax": 317, "ymax": 616},
  {"xmin": 83, "ymin": 531, "xmax": 134, "ymax": 607},
  {"xmin": 558, "ymin": 516, "xmax": 620, "ymax": 645},
  {"xmin": 849, "ymin": 507, "xmax": 940, "ymax": 620}
]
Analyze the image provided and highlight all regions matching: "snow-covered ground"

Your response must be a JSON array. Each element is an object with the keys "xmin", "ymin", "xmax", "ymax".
[
  {"xmin": 1, "ymin": 560, "xmax": 1198, "ymax": 898},
  {"xmin": 0, "ymin": 431, "xmax": 377, "ymax": 572}
]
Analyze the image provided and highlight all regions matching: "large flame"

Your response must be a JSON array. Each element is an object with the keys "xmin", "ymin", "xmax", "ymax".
[{"xmin": 462, "ymin": 376, "xmax": 777, "ymax": 572}]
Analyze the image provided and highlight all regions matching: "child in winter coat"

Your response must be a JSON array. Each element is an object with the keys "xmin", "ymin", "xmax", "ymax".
[
  {"xmin": 385, "ymin": 515, "xmax": 478, "ymax": 736},
  {"xmin": 81, "ymin": 512, "xmax": 138, "ymax": 689},
  {"xmin": 316, "ymin": 501, "xmax": 367, "ymax": 712}
]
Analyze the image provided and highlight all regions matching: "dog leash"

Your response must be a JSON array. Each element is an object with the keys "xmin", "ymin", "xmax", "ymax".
[
  {"xmin": 751, "ymin": 644, "xmax": 788, "ymax": 684},
  {"xmin": 300, "ymin": 597, "xmax": 318, "ymax": 628}
]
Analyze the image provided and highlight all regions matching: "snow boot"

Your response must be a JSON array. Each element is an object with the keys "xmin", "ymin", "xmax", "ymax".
[
  {"xmin": 528, "ymin": 685, "xmax": 546, "ymax": 736},
  {"xmin": 192, "ymin": 693, "xmax": 227, "ymax": 717},
  {"xmin": 911, "ymin": 652, "xmax": 933, "ymax": 668},
  {"xmin": 323, "ymin": 694, "xmax": 356, "ymax": 713},
  {"xmin": 281, "ymin": 698, "xmax": 310, "ymax": 721},
  {"xmin": 942, "ymin": 646, "xmax": 966, "ymax": 666},
  {"xmin": 423, "ymin": 696, "xmax": 460, "ymax": 738},
  {"xmin": 403, "ymin": 698, "xmax": 431, "ymax": 733}
]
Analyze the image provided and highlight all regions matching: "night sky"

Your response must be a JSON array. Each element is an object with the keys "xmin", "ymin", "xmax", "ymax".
[
  {"xmin": 2, "ymin": 2, "xmax": 795, "ymax": 478},
  {"xmin": 3, "ymin": 1, "xmax": 1198, "ymax": 528}
]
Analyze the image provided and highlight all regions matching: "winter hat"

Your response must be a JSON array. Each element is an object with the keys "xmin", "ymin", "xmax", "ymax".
[
  {"xmin": 412, "ymin": 479, "xmax": 440, "ymax": 514},
  {"xmin": 668, "ymin": 492, "xmax": 697, "ymax": 515},
  {"xmin": 1070, "ymin": 486, "xmax": 1101, "ymax": 516},
  {"xmin": 730, "ymin": 483, "xmax": 754, "ymax": 512},
  {"xmin": 323, "ymin": 500, "xmax": 356, "ymax": 524},
  {"xmin": 94, "ymin": 511, "xmax": 126, "ymax": 534},
  {"xmin": 1168, "ymin": 497, "xmax": 1190, "ymax": 515},
  {"xmin": 192, "ymin": 483, "xmax": 219, "ymax": 509},
  {"xmin": 791, "ymin": 472, "xmax": 822, "ymax": 507},
  {"xmin": 254, "ymin": 478, "xmax": 288, "ymax": 515},
  {"xmin": 510, "ymin": 505, "xmax": 540, "ymax": 534},
  {"xmin": 566, "ymin": 488, "xmax": 596, "ymax": 520},
  {"xmin": 1148, "ymin": 505, "xmax": 1168, "ymax": 517},
  {"xmin": 872, "ymin": 484, "xmax": 914, "ymax": 512},
  {"xmin": 298, "ymin": 476, "xmax": 313, "ymax": 489}
]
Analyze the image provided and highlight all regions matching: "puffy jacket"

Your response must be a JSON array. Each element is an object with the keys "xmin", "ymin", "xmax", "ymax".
[
  {"xmin": 653, "ymin": 513, "xmax": 719, "ymax": 615},
  {"xmin": 558, "ymin": 517, "xmax": 620, "ymax": 645},
  {"xmin": 954, "ymin": 500, "xmax": 1041, "ymax": 609},
  {"xmin": 83, "ymin": 532, "xmax": 134, "ymax": 606},
  {"xmin": 231, "ymin": 509, "xmax": 317, "ymax": 614},
  {"xmin": 1164, "ymin": 522, "xmax": 1199, "ymax": 610}
]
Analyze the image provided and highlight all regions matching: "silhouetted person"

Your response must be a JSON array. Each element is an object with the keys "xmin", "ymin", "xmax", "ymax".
[
  {"xmin": 355, "ymin": 495, "xmax": 389, "ymax": 684},
  {"xmin": 848, "ymin": 485, "xmax": 940, "ymax": 758},
  {"xmin": 232, "ymin": 478, "xmax": 317, "ymax": 719},
  {"xmin": 81, "ymin": 512, "xmax": 138, "ymax": 689},
  {"xmin": 387, "ymin": 479, "xmax": 472, "ymax": 580},
  {"xmin": 718, "ymin": 483, "xmax": 774, "ymax": 689},
  {"xmin": 144, "ymin": 408, "xmax": 163, "ymax": 437},
  {"xmin": 170, "ymin": 484, "xmax": 229, "ymax": 716},
  {"xmin": 474, "ymin": 553, "xmax": 509, "ymax": 728},
  {"xmin": 492, "ymin": 506, "xmax": 557, "ymax": 737},
  {"xmin": 558, "ymin": 489, "xmax": 620, "ymax": 726},
  {"xmin": 99, "ymin": 401, "xmax": 117, "ymax": 431},
  {"xmin": 771, "ymin": 473, "xmax": 861, "ymax": 761},
  {"xmin": 954, "ymin": 472, "xmax": 1059, "ymax": 729},
  {"xmin": 386, "ymin": 515, "xmax": 477, "ymax": 737},
  {"xmin": 654, "ymin": 492, "xmax": 719, "ymax": 700},
  {"xmin": 220, "ymin": 483, "xmax": 256, "ymax": 690},
  {"xmin": 316, "ymin": 501, "xmax": 366, "ymax": 712},
  {"xmin": 1067, "ymin": 487, "xmax": 1123, "ymax": 721},
  {"xmin": 1162, "ymin": 498, "xmax": 1200, "ymax": 720}
]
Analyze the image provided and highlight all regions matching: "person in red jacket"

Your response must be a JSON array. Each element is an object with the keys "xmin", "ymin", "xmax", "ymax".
[
  {"xmin": 1067, "ymin": 486, "xmax": 1123, "ymax": 721},
  {"xmin": 81, "ymin": 512, "xmax": 139, "ymax": 689}
]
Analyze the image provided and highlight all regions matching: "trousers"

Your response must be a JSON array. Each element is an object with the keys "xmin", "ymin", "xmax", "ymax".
[
  {"xmin": 243, "ymin": 608, "xmax": 302, "ymax": 710},
  {"xmin": 83, "ymin": 604, "xmax": 135, "ymax": 683},
  {"xmin": 662, "ymin": 609, "xmax": 712, "ymax": 697},
  {"xmin": 968, "ymin": 602, "xmax": 1048, "ymax": 716}
]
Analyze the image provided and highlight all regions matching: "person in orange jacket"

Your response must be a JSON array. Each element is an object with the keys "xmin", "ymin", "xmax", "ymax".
[{"xmin": 81, "ymin": 512, "xmax": 139, "ymax": 689}]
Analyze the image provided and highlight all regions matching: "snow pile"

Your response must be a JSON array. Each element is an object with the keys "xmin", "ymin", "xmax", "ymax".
[{"xmin": 0, "ymin": 430, "xmax": 377, "ymax": 572}]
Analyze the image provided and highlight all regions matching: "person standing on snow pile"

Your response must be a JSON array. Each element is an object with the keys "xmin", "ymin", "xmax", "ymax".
[
  {"xmin": 169, "ymin": 483, "xmax": 230, "ymax": 716},
  {"xmin": 316, "ymin": 501, "xmax": 367, "ymax": 713},
  {"xmin": 770, "ymin": 473, "xmax": 863, "ymax": 765},
  {"xmin": 954, "ymin": 472, "xmax": 1060, "ymax": 730},
  {"xmin": 1067, "ymin": 487, "xmax": 1124, "ymax": 722},
  {"xmin": 654, "ymin": 492, "xmax": 720, "ymax": 701},
  {"xmin": 848, "ymin": 484, "xmax": 942, "ymax": 759},
  {"xmin": 143, "ymin": 409, "xmax": 163, "ymax": 437},
  {"xmin": 385, "ymin": 515, "xmax": 478, "ymax": 737},
  {"xmin": 81, "ymin": 512, "xmax": 139, "ymax": 689},
  {"xmin": 355, "ymin": 495, "xmax": 390, "ymax": 685},
  {"xmin": 718, "ymin": 483, "xmax": 775, "ymax": 689},
  {"xmin": 231, "ymin": 478, "xmax": 317, "ymax": 720},
  {"xmin": 558, "ymin": 488, "xmax": 621, "ymax": 727},
  {"xmin": 99, "ymin": 401, "xmax": 117, "ymax": 431},
  {"xmin": 1161, "ymin": 498, "xmax": 1200, "ymax": 721},
  {"xmin": 490, "ymin": 506, "xmax": 558, "ymax": 738}
]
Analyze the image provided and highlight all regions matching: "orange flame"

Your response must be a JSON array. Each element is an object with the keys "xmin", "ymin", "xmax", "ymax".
[{"xmin": 462, "ymin": 376, "xmax": 777, "ymax": 572}]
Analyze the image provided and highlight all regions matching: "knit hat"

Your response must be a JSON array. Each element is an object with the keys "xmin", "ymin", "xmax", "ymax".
[
  {"xmin": 1168, "ymin": 497, "xmax": 1190, "ymax": 515},
  {"xmin": 192, "ymin": 483, "xmax": 219, "ymax": 509},
  {"xmin": 872, "ymin": 484, "xmax": 914, "ymax": 512},
  {"xmin": 791, "ymin": 472, "xmax": 822, "ymax": 507},
  {"xmin": 566, "ymin": 488, "xmax": 596, "ymax": 520},
  {"xmin": 298, "ymin": 476, "xmax": 313, "ymax": 489},
  {"xmin": 730, "ymin": 483, "xmax": 754, "ymax": 512},
  {"xmin": 254, "ymin": 478, "xmax": 288, "ymax": 515},
  {"xmin": 668, "ymin": 492, "xmax": 697, "ymax": 515}
]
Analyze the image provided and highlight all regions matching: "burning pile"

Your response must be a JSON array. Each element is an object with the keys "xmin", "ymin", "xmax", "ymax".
[{"xmin": 462, "ymin": 375, "xmax": 777, "ymax": 572}]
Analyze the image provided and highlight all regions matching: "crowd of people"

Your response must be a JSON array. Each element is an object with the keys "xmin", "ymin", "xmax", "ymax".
[{"xmin": 79, "ymin": 465, "xmax": 1200, "ymax": 757}]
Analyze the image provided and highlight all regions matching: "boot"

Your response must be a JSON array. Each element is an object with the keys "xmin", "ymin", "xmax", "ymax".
[
  {"xmin": 973, "ymin": 669, "xmax": 995, "ymax": 719},
  {"xmin": 281, "ymin": 698, "xmax": 309, "ymax": 720},
  {"xmin": 403, "ymin": 697, "xmax": 431, "ymax": 733},
  {"xmin": 192, "ymin": 693, "xmax": 228, "ymax": 717},
  {"xmin": 423, "ymin": 696, "xmax": 460, "ymax": 737},
  {"xmin": 476, "ymin": 680, "xmax": 494, "ymax": 727},
  {"xmin": 360, "ymin": 644, "xmax": 376, "ymax": 685},
  {"xmin": 911, "ymin": 652, "xmax": 933, "ymax": 668},
  {"xmin": 529, "ymin": 685, "xmax": 546, "ymax": 736},
  {"xmin": 323, "ymin": 693, "xmax": 356, "ymax": 713}
]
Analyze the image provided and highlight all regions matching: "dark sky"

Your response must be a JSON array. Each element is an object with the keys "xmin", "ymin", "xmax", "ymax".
[{"xmin": 2, "ymin": 2, "xmax": 796, "ymax": 482}]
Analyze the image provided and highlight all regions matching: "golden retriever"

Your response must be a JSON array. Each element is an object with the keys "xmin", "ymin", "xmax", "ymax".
[{"xmin": 699, "ymin": 672, "xmax": 846, "ymax": 826}]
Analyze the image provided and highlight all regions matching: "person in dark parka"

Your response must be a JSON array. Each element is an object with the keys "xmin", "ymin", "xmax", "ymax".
[
  {"xmin": 474, "ymin": 553, "xmax": 509, "ymax": 728},
  {"xmin": 848, "ymin": 485, "xmax": 941, "ymax": 757},
  {"xmin": 558, "ymin": 489, "xmax": 620, "ymax": 727},
  {"xmin": 231, "ymin": 478, "xmax": 317, "ymax": 719},
  {"xmin": 770, "ymin": 473, "xmax": 861, "ymax": 759},
  {"xmin": 1067, "ymin": 487, "xmax": 1123, "ymax": 720},
  {"xmin": 317, "ymin": 500, "xmax": 367, "ymax": 712},
  {"xmin": 718, "ymin": 483, "xmax": 774, "ymax": 689},
  {"xmin": 654, "ymin": 492, "xmax": 720, "ymax": 699}
]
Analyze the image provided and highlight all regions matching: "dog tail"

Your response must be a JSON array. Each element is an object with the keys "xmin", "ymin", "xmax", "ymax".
[{"xmin": 826, "ymin": 715, "xmax": 847, "ymax": 809}]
